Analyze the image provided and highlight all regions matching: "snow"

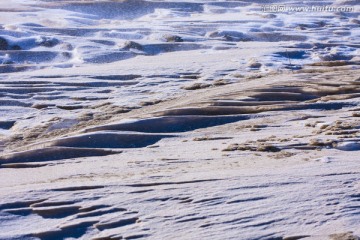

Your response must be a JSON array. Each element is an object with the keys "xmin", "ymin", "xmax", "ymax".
[{"xmin": 0, "ymin": 0, "xmax": 360, "ymax": 239}]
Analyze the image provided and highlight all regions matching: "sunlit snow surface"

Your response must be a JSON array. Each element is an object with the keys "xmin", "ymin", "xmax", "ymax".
[
  {"xmin": 0, "ymin": 0, "xmax": 360, "ymax": 239},
  {"xmin": 0, "ymin": 0, "xmax": 359, "ymax": 129}
]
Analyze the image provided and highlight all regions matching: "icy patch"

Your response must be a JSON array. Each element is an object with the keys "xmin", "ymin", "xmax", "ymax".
[
  {"xmin": 47, "ymin": 119, "xmax": 79, "ymax": 132},
  {"xmin": 335, "ymin": 142, "xmax": 360, "ymax": 151},
  {"xmin": 315, "ymin": 156, "xmax": 333, "ymax": 163}
]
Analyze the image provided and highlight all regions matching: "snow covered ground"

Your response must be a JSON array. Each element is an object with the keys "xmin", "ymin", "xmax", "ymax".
[{"xmin": 0, "ymin": 0, "xmax": 360, "ymax": 239}]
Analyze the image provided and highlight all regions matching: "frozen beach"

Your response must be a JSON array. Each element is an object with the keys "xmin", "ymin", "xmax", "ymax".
[{"xmin": 0, "ymin": 0, "xmax": 360, "ymax": 239}]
